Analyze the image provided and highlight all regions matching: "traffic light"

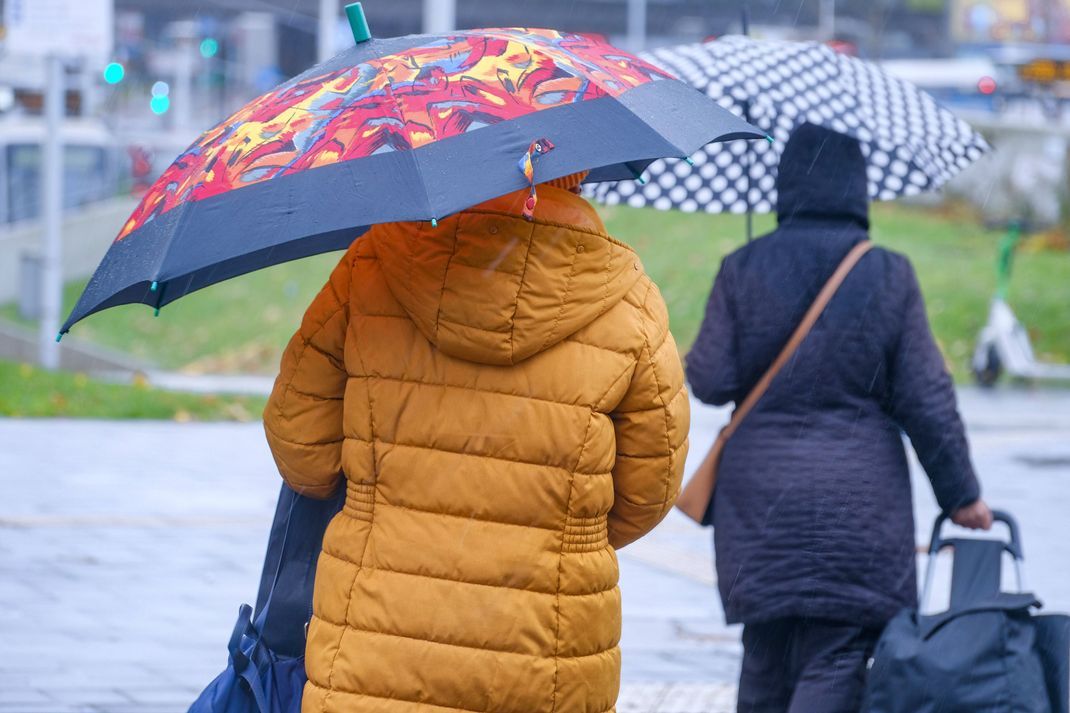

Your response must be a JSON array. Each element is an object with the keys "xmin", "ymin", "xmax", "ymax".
[
  {"xmin": 103, "ymin": 62, "xmax": 125, "ymax": 84},
  {"xmin": 150, "ymin": 81, "xmax": 170, "ymax": 115}
]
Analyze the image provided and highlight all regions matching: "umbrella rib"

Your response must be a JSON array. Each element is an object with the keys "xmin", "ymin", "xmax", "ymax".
[
  {"xmin": 148, "ymin": 192, "xmax": 200, "ymax": 311},
  {"xmin": 372, "ymin": 44, "xmax": 437, "ymax": 223}
]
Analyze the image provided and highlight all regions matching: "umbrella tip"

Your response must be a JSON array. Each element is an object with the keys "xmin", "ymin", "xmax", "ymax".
[
  {"xmin": 150, "ymin": 281, "xmax": 158, "ymax": 292},
  {"xmin": 765, "ymin": 135, "xmax": 775, "ymax": 144},
  {"xmin": 636, "ymin": 176, "xmax": 647, "ymax": 185},
  {"xmin": 431, "ymin": 218, "xmax": 438, "ymax": 228},
  {"xmin": 346, "ymin": 3, "xmax": 372, "ymax": 44},
  {"xmin": 55, "ymin": 331, "xmax": 64, "ymax": 343},
  {"xmin": 154, "ymin": 307, "xmax": 161, "ymax": 317},
  {"xmin": 684, "ymin": 157, "xmax": 695, "ymax": 166}
]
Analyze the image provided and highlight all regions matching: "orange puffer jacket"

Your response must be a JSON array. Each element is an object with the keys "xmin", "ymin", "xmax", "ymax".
[{"xmin": 263, "ymin": 185, "xmax": 689, "ymax": 713}]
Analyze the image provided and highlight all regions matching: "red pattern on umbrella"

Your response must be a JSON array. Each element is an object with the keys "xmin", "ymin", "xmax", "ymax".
[{"xmin": 118, "ymin": 28, "xmax": 670, "ymax": 240}]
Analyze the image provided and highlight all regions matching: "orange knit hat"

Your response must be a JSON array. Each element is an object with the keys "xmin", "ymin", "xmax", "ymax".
[{"xmin": 541, "ymin": 170, "xmax": 590, "ymax": 193}]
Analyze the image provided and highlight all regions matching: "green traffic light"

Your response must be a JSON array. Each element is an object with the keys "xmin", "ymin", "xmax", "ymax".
[
  {"xmin": 200, "ymin": 38, "xmax": 219, "ymax": 58},
  {"xmin": 150, "ymin": 94, "xmax": 170, "ymax": 115},
  {"xmin": 103, "ymin": 62, "xmax": 125, "ymax": 84}
]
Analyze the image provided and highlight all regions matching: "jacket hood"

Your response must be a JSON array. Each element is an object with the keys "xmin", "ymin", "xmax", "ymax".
[
  {"xmin": 369, "ymin": 186, "xmax": 642, "ymax": 366},
  {"xmin": 776, "ymin": 122, "xmax": 869, "ymax": 230}
]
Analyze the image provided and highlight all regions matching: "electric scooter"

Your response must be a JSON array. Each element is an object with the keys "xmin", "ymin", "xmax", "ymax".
[{"xmin": 972, "ymin": 221, "xmax": 1070, "ymax": 386}]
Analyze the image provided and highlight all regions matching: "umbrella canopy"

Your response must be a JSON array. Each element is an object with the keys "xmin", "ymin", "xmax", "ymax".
[
  {"xmin": 587, "ymin": 36, "xmax": 988, "ymax": 214},
  {"xmin": 61, "ymin": 26, "xmax": 762, "ymax": 335}
]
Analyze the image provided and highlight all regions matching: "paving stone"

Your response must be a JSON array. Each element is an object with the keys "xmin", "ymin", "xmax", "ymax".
[
  {"xmin": 0, "ymin": 687, "xmax": 54, "ymax": 706},
  {"xmin": 655, "ymin": 683, "xmax": 737, "ymax": 712},
  {"xmin": 617, "ymin": 683, "xmax": 671, "ymax": 712}
]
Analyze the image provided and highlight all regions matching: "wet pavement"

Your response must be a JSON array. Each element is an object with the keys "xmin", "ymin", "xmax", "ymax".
[{"xmin": 1, "ymin": 388, "xmax": 1069, "ymax": 712}]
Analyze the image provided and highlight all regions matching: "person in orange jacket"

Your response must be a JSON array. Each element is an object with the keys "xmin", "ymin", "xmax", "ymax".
[{"xmin": 263, "ymin": 171, "xmax": 689, "ymax": 713}]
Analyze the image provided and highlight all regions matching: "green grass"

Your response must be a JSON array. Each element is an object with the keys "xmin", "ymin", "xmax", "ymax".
[
  {"xmin": 0, "ymin": 359, "xmax": 266, "ymax": 420},
  {"xmin": 3, "ymin": 203, "xmax": 1068, "ymax": 383},
  {"xmin": 609, "ymin": 203, "xmax": 1070, "ymax": 380},
  {"xmin": 0, "ymin": 252, "xmax": 339, "ymax": 373}
]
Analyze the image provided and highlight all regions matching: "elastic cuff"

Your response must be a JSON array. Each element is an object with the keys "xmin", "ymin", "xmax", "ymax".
[{"xmin": 940, "ymin": 479, "xmax": 981, "ymax": 514}]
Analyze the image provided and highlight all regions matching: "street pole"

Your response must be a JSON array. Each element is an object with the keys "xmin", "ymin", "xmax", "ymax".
[
  {"xmin": 627, "ymin": 0, "xmax": 647, "ymax": 52},
  {"xmin": 40, "ymin": 54, "xmax": 64, "ymax": 369},
  {"xmin": 173, "ymin": 21, "xmax": 195, "ymax": 133},
  {"xmin": 423, "ymin": 0, "xmax": 456, "ymax": 34},
  {"xmin": 318, "ymin": 0, "xmax": 339, "ymax": 62},
  {"xmin": 819, "ymin": 0, "xmax": 835, "ymax": 40}
]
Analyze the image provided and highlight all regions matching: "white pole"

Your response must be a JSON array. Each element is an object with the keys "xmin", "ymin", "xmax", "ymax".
[
  {"xmin": 423, "ymin": 0, "xmax": 456, "ymax": 34},
  {"xmin": 318, "ymin": 0, "xmax": 338, "ymax": 62},
  {"xmin": 173, "ymin": 22, "xmax": 195, "ymax": 133},
  {"xmin": 40, "ymin": 54, "xmax": 64, "ymax": 369},
  {"xmin": 627, "ymin": 0, "xmax": 647, "ymax": 52},
  {"xmin": 819, "ymin": 0, "xmax": 836, "ymax": 40}
]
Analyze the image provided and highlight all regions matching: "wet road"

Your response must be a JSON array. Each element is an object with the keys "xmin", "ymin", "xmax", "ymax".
[{"xmin": 2, "ymin": 388, "xmax": 1068, "ymax": 712}]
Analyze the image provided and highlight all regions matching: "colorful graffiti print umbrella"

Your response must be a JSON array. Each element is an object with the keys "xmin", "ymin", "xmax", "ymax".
[{"xmin": 61, "ymin": 20, "xmax": 762, "ymax": 334}]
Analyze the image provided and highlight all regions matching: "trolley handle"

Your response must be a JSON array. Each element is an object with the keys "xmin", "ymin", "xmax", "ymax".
[
  {"xmin": 928, "ymin": 508, "xmax": 1023, "ymax": 561},
  {"xmin": 921, "ymin": 510, "xmax": 1026, "ymax": 610}
]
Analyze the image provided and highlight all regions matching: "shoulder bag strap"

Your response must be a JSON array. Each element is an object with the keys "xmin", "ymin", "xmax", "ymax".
[{"xmin": 719, "ymin": 240, "xmax": 873, "ymax": 442}]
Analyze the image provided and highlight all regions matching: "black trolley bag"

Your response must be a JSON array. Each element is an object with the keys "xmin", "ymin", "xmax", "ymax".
[{"xmin": 864, "ymin": 510, "xmax": 1069, "ymax": 713}]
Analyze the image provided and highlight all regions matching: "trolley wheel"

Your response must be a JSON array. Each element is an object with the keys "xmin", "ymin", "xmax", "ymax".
[{"xmin": 973, "ymin": 344, "xmax": 1002, "ymax": 387}]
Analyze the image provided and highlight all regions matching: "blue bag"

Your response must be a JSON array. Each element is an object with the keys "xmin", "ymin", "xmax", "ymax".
[
  {"xmin": 188, "ymin": 484, "xmax": 345, "ymax": 713},
  {"xmin": 188, "ymin": 604, "xmax": 306, "ymax": 713},
  {"xmin": 864, "ymin": 510, "xmax": 1070, "ymax": 713}
]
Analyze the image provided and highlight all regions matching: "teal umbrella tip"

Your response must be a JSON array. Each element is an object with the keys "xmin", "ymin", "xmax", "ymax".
[
  {"xmin": 154, "ymin": 307, "xmax": 161, "ymax": 317},
  {"xmin": 431, "ymin": 218, "xmax": 438, "ymax": 228},
  {"xmin": 55, "ymin": 331, "xmax": 64, "ymax": 343},
  {"xmin": 685, "ymin": 157, "xmax": 695, "ymax": 166},
  {"xmin": 636, "ymin": 176, "xmax": 647, "ymax": 185},
  {"xmin": 346, "ymin": 3, "xmax": 372, "ymax": 44},
  {"xmin": 765, "ymin": 135, "xmax": 775, "ymax": 144},
  {"xmin": 150, "ymin": 281, "xmax": 158, "ymax": 292}
]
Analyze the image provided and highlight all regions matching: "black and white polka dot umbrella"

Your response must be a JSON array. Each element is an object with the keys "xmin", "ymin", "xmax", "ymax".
[{"xmin": 586, "ymin": 36, "xmax": 988, "ymax": 214}]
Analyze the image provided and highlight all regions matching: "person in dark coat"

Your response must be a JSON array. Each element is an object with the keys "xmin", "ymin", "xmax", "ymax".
[{"xmin": 685, "ymin": 123, "xmax": 992, "ymax": 713}]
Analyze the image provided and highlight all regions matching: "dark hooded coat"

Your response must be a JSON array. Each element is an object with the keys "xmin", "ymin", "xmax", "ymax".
[{"xmin": 685, "ymin": 123, "xmax": 981, "ymax": 627}]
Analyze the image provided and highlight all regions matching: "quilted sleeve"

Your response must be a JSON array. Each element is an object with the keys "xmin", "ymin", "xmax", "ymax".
[
  {"xmin": 685, "ymin": 257, "xmax": 742, "ymax": 405},
  {"xmin": 885, "ymin": 260, "xmax": 980, "ymax": 513},
  {"xmin": 608, "ymin": 280, "xmax": 690, "ymax": 549},
  {"xmin": 263, "ymin": 248, "xmax": 355, "ymax": 499}
]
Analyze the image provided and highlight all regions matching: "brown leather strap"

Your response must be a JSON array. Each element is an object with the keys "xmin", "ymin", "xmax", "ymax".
[{"xmin": 719, "ymin": 240, "xmax": 873, "ymax": 442}]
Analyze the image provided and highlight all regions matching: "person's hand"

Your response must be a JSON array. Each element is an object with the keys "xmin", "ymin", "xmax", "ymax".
[{"xmin": 951, "ymin": 499, "xmax": 993, "ymax": 530}]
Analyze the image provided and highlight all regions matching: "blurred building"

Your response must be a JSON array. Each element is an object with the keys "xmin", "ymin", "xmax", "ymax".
[
  {"xmin": 111, "ymin": 0, "xmax": 956, "ymax": 73},
  {"xmin": 951, "ymin": 0, "xmax": 1070, "ymax": 44}
]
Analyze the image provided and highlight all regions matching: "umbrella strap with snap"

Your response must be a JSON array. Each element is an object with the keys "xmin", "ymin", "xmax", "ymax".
[{"xmin": 517, "ymin": 138, "xmax": 556, "ymax": 220}]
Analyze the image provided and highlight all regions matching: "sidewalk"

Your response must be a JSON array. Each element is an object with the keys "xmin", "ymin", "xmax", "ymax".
[{"xmin": 2, "ymin": 388, "xmax": 1069, "ymax": 712}]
